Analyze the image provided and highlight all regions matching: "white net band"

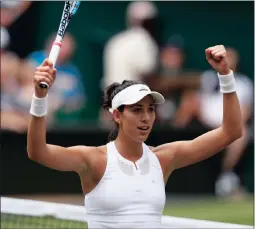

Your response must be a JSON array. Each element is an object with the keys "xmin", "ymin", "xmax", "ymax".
[{"xmin": 1, "ymin": 197, "xmax": 253, "ymax": 229}]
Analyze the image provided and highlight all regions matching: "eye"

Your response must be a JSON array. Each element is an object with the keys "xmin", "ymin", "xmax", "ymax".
[
  {"xmin": 149, "ymin": 107, "xmax": 155, "ymax": 112},
  {"xmin": 133, "ymin": 108, "xmax": 142, "ymax": 113}
]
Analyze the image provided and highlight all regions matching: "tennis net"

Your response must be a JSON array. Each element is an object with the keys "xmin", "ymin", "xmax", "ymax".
[{"xmin": 1, "ymin": 197, "xmax": 253, "ymax": 228}]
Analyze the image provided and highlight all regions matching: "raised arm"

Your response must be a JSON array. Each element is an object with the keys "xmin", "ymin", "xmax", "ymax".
[
  {"xmin": 27, "ymin": 59, "xmax": 89, "ymax": 173},
  {"xmin": 155, "ymin": 45, "xmax": 242, "ymax": 174}
]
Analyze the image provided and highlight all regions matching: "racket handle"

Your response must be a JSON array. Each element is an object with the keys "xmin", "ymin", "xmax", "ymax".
[
  {"xmin": 39, "ymin": 82, "xmax": 49, "ymax": 89},
  {"xmin": 39, "ymin": 42, "xmax": 61, "ymax": 89}
]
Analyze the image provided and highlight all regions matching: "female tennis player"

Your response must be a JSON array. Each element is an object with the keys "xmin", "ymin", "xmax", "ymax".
[{"xmin": 27, "ymin": 45, "xmax": 242, "ymax": 228}]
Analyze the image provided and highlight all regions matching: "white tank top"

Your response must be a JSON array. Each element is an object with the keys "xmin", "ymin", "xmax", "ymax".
[{"xmin": 84, "ymin": 141, "xmax": 166, "ymax": 228}]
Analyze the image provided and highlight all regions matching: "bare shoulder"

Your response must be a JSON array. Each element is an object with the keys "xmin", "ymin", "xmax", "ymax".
[
  {"xmin": 148, "ymin": 145, "xmax": 156, "ymax": 151},
  {"xmin": 149, "ymin": 142, "xmax": 178, "ymax": 158},
  {"xmin": 97, "ymin": 145, "xmax": 107, "ymax": 155},
  {"xmin": 149, "ymin": 142, "xmax": 181, "ymax": 168},
  {"xmin": 68, "ymin": 144, "xmax": 107, "ymax": 159}
]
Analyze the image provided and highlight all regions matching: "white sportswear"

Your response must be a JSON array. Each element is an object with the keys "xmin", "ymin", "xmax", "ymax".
[
  {"xmin": 84, "ymin": 141, "xmax": 166, "ymax": 228},
  {"xmin": 103, "ymin": 27, "xmax": 158, "ymax": 88}
]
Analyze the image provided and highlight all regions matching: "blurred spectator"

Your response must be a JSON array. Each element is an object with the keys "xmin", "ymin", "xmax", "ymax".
[
  {"xmin": 160, "ymin": 34, "xmax": 185, "ymax": 77},
  {"xmin": 1, "ymin": 1, "xmax": 32, "ymax": 28},
  {"xmin": 1, "ymin": 26, "xmax": 10, "ymax": 50},
  {"xmin": 21, "ymin": 32, "xmax": 86, "ymax": 127},
  {"xmin": 103, "ymin": 1, "xmax": 160, "ymax": 87},
  {"xmin": 155, "ymin": 34, "xmax": 201, "ymax": 123},
  {"xmin": 1, "ymin": 1, "xmax": 36, "ymax": 58},
  {"xmin": 100, "ymin": 1, "xmax": 162, "ymax": 127},
  {"xmin": 1, "ymin": 27, "xmax": 29, "ymax": 132},
  {"xmin": 172, "ymin": 47, "xmax": 254, "ymax": 198}
]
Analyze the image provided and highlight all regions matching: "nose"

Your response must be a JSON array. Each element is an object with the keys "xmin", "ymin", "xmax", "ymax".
[{"xmin": 141, "ymin": 111, "xmax": 150, "ymax": 123}]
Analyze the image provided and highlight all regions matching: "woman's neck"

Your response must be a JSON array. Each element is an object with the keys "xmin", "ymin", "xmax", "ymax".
[{"xmin": 114, "ymin": 133, "xmax": 143, "ymax": 162}]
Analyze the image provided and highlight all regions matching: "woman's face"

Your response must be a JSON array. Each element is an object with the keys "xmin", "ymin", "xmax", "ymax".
[{"xmin": 117, "ymin": 95, "xmax": 156, "ymax": 143}]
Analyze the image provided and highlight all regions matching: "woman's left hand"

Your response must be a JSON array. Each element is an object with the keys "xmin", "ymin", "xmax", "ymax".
[{"xmin": 205, "ymin": 45, "xmax": 231, "ymax": 75}]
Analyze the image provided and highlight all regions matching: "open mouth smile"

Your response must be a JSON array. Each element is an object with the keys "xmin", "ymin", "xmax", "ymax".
[{"xmin": 137, "ymin": 126, "xmax": 150, "ymax": 131}]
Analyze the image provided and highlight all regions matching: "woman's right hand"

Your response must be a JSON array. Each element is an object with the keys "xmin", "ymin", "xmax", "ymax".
[{"xmin": 34, "ymin": 58, "xmax": 56, "ymax": 98}]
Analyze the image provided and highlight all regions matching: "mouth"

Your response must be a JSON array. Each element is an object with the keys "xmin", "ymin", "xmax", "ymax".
[{"xmin": 137, "ymin": 126, "xmax": 150, "ymax": 132}]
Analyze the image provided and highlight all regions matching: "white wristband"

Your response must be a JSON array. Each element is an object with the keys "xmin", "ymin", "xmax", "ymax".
[
  {"xmin": 30, "ymin": 94, "xmax": 48, "ymax": 117},
  {"xmin": 217, "ymin": 70, "xmax": 236, "ymax": 93}
]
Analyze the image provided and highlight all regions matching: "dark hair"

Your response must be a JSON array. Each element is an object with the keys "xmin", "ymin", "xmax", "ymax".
[{"xmin": 103, "ymin": 80, "xmax": 145, "ymax": 141}]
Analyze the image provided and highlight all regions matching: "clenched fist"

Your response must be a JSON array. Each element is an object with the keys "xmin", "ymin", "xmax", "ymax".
[
  {"xmin": 34, "ymin": 58, "xmax": 56, "ymax": 98},
  {"xmin": 205, "ymin": 45, "xmax": 231, "ymax": 75}
]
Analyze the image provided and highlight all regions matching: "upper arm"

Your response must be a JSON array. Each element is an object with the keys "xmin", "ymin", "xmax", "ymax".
[
  {"xmin": 30, "ymin": 144, "xmax": 92, "ymax": 173},
  {"xmin": 156, "ymin": 127, "xmax": 235, "ymax": 172},
  {"xmin": 172, "ymin": 127, "xmax": 234, "ymax": 169}
]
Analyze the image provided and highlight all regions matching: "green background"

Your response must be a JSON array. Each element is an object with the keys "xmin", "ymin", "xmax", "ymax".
[{"xmin": 32, "ymin": 1, "xmax": 254, "ymax": 122}]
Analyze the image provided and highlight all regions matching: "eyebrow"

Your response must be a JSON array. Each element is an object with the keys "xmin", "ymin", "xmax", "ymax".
[{"xmin": 130, "ymin": 104, "xmax": 155, "ymax": 108}]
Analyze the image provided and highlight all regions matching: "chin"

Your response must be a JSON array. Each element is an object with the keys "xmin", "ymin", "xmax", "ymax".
[
  {"xmin": 136, "ymin": 133, "xmax": 150, "ymax": 143},
  {"xmin": 127, "ymin": 129, "xmax": 151, "ymax": 143}
]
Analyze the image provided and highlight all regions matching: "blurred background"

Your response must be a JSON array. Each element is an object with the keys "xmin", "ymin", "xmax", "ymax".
[{"xmin": 1, "ymin": 1, "xmax": 254, "ymax": 226}]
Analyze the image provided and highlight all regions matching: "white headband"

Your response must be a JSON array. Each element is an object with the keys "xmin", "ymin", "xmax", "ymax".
[{"xmin": 109, "ymin": 84, "xmax": 165, "ymax": 113}]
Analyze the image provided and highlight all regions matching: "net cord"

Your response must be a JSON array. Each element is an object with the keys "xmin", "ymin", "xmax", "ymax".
[{"xmin": 1, "ymin": 197, "xmax": 253, "ymax": 229}]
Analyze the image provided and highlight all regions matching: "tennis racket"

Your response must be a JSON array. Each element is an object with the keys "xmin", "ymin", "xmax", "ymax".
[{"xmin": 40, "ymin": 1, "xmax": 80, "ymax": 89}]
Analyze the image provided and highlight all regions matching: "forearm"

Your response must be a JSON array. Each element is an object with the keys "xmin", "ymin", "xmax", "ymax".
[
  {"xmin": 27, "ymin": 93, "xmax": 49, "ymax": 158},
  {"xmin": 27, "ymin": 117, "xmax": 48, "ymax": 158},
  {"xmin": 222, "ymin": 92, "xmax": 242, "ymax": 139}
]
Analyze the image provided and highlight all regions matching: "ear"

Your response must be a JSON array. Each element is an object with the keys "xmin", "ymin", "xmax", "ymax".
[{"xmin": 112, "ymin": 109, "xmax": 121, "ymax": 124}]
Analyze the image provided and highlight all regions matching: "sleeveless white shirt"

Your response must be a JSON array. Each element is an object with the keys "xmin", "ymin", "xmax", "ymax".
[{"xmin": 84, "ymin": 141, "xmax": 166, "ymax": 228}]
